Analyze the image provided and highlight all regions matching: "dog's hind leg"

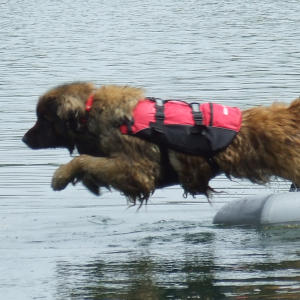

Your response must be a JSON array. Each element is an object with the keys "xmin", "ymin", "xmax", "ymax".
[{"xmin": 51, "ymin": 154, "xmax": 158, "ymax": 203}]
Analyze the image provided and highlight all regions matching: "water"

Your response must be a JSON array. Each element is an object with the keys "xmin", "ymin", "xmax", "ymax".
[{"xmin": 1, "ymin": 0, "xmax": 300, "ymax": 299}]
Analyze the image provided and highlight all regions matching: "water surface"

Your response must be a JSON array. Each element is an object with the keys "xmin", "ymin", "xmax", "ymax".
[{"xmin": 1, "ymin": 0, "xmax": 300, "ymax": 299}]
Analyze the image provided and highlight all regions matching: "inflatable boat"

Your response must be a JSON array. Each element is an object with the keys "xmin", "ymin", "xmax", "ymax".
[{"xmin": 213, "ymin": 192, "xmax": 300, "ymax": 225}]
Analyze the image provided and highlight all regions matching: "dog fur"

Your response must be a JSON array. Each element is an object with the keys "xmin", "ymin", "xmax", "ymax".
[{"xmin": 23, "ymin": 82, "xmax": 300, "ymax": 204}]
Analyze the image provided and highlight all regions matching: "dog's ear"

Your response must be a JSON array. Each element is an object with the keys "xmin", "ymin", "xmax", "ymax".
[
  {"xmin": 57, "ymin": 96, "xmax": 86, "ymax": 132},
  {"xmin": 66, "ymin": 108, "xmax": 87, "ymax": 132}
]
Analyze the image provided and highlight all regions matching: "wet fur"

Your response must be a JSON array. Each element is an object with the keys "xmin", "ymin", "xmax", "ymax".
[{"xmin": 23, "ymin": 82, "xmax": 300, "ymax": 204}]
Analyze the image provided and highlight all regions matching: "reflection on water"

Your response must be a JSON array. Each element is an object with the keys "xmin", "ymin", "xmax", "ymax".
[
  {"xmin": 56, "ymin": 256, "xmax": 225, "ymax": 299},
  {"xmin": 55, "ymin": 225, "xmax": 300, "ymax": 299},
  {"xmin": 57, "ymin": 258, "xmax": 300, "ymax": 299},
  {"xmin": 1, "ymin": 0, "xmax": 300, "ymax": 299}
]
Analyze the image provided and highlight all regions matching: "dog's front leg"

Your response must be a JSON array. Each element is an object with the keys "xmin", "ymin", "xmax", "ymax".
[{"xmin": 51, "ymin": 154, "xmax": 157, "ymax": 201}]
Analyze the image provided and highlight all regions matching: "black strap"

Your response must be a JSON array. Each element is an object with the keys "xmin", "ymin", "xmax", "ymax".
[
  {"xmin": 149, "ymin": 98, "xmax": 165, "ymax": 133},
  {"xmin": 209, "ymin": 103, "xmax": 213, "ymax": 126},
  {"xmin": 190, "ymin": 103, "xmax": 203, "ymax": 126}
]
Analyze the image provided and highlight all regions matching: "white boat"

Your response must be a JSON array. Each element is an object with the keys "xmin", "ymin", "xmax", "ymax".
[{"xmin": 213, "ymin": 192, "xmax": 300, "ymax": 225}]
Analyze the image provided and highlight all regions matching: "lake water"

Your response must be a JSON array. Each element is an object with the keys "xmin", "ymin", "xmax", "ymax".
[{"xmin": 1, "ymin": 0, "xmax": 300, "ymax": 299}]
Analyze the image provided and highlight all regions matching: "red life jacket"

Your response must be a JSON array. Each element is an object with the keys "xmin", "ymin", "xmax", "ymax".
[{"xmin": 120, "ymin": 98, "xmax": 242, "ymax": 156}]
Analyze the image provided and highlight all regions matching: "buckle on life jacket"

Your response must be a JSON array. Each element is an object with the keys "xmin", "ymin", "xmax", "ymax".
[
  {"xmin": 149, "ymin": 98, "xmax": 165, "ymax": 133},
  {"xmin": 190, "ymin": 103, "xmax": 203, "ymax": 126}
]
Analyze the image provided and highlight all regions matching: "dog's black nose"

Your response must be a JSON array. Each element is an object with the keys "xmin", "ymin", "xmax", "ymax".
[{"xmin": 22, "ymin": 134, "xmax": 28, "ymax": 145}]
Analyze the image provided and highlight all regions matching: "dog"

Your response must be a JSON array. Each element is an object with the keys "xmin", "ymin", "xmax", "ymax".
[{"xmin": 23, "ymin": 82, "xmax": 300, "ymax": 204}]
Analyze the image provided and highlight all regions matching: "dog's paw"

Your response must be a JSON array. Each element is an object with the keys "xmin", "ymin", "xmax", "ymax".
[{"xmin": 51, "ymin": 164, "xmax": 74, "ymax": 191}]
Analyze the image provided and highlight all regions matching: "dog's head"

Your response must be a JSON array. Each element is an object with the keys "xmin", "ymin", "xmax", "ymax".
[{"xmin": 22, "ymin": 82, "xmax": 96, "ymax": 154}]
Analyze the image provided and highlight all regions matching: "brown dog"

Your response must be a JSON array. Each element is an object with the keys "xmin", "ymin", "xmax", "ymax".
[{"xmin": 23, "ymin": 82, "xmax": 300, "ymax": 204}]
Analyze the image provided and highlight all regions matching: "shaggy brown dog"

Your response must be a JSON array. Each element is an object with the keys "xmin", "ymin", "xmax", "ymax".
[{"xmin": 23, "ymin": 82, "xmax": 300, "ymax": 204}]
